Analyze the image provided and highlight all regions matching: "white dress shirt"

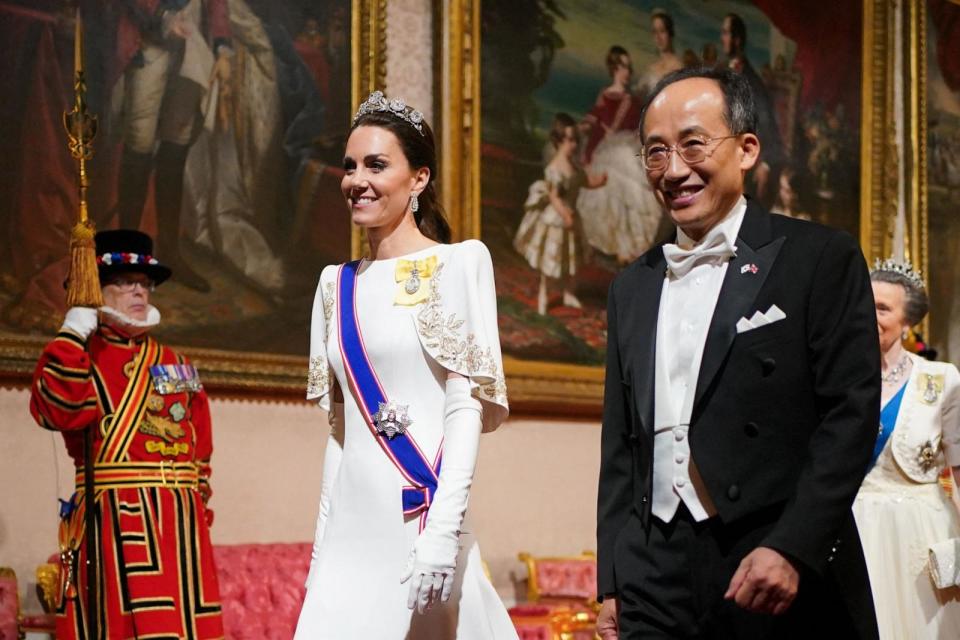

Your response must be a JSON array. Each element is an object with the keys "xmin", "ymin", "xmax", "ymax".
[{"xmin": 651, "ymin": 197, "xmax": 747, "ymax": 523}]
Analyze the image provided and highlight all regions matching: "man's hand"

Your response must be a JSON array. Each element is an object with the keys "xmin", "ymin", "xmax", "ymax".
[
  {"xmin": 596, "ymin": 597, "xmax": 619, "ymax": 640},
  {"xmin": 724, "ymin": 546, "xmax": 799, "ymax": 615}
]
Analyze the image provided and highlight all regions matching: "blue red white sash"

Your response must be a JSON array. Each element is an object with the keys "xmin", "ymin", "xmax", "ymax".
[
  {"xmin": 870, "ymin": 381, "xmax": 907, "ymax": 470},
  {"xmin": 337, "ymin": 261, "xmax": 442, "ymax": 529}
]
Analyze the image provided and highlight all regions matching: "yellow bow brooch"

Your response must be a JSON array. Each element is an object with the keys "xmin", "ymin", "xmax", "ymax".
[{"xmin": 394, "ymin": 255, "xmax": 437, "ymax": 306}]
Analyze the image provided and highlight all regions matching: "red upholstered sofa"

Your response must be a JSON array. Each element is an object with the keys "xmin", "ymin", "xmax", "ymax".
[
  {"xmin": 0, "ymin": 568, "xmax": 18, "ymax": 640},
  {"xmin": 19, "ymin": 543, "xmax": 314, "ymax": 639},
  {"xmin": 508, "ymin": 552, "xmax": 599, "ymax": 640},
  {"xmin": 213, "ymin": 542, "xmax": 312, "ymax": 639}
]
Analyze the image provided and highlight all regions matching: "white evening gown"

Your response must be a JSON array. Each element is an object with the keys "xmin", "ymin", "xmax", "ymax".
[
  {"xmin": 295, "ymin": 240, "xmax": 517, "ymax": 639},
  {"xmin": 854, "ymin": 428, "xmax": 960, "ymax": 638},
  {"xmin": 576, "ymin": 131, "xmax": 662, "ymax": 262}
]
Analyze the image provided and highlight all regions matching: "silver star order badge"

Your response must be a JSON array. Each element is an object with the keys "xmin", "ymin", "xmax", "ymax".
[{"xmin": 373, "ymin": 401, "xmax": 412, "ymax": 439}]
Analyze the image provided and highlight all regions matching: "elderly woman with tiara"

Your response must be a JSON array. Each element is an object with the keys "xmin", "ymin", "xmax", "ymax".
[
  {"xmin": 853, "ymin": 258, "xmax": 960, "ymax": 638},
  {"xmin": 293, "ymin": 91, "xmax": 517, "ymax": 639}
]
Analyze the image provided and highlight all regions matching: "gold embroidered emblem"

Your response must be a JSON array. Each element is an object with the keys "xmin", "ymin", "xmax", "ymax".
[
  {"xmin": 123, "ymin": 360, "xmax": 136, "ymax": 378},
  {"xmin": 147, "ymin": 394, "xmax": 164, "ymax": 412},
  {"xmin": 918, "ymin": 373, "xmax": 944, "ymax": 405},
  {"xmin": 394, "ymin": 256, "xmax": 437, "ymax": 306},
  {"xmin": 139, "ymin": 414, "xmax": 185, "ymax": 442},
  {"xmin": 145, "ymin": 440, "xmax": 189, "ymax": 457}
]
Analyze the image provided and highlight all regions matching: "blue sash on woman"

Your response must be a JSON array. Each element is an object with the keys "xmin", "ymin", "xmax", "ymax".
[
  {"xmin": 336, "ymin": 261, "xmax": 441, "ymax": 524},
  {"xmin": 870, "ymin": 382, "xmax": 908, "ymax": 470}
]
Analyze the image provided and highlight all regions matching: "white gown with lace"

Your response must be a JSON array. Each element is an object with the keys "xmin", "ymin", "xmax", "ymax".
[
  {"xmin": 576, "ymin": 131, "xmax": 662, "ymax": 262},
  {"xmin": 853, "ymin": 399, "xmax": 960, "ymax": 639},
  {"xmin": 295, "ymin": 240, "xmax": 517, "ymax": 639}
]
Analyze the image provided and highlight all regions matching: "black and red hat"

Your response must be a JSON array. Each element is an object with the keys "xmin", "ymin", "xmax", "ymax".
[{"xmin": 95, "ymin": 229, "xmax": 172, "ymax": 286}]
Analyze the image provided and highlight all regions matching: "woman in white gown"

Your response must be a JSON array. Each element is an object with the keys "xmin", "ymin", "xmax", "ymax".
[
  {"xmin": 853, "ymin": 259, "xmax": 960, "ymax": 639},
  {"xmin": 295, "ymin": 91, "xmax": 517, "ymax": 639},
  {"xmin": 577, "ymin": 46, "xmax": 662, "ymax": 264}
]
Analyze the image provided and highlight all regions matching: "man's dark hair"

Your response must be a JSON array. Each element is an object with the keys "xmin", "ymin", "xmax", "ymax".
[
  {"xmin": 638, "ymin": 66, "xmax": 758, "ymax": 141},
  {"xmin": 726, "ymin": 13, "xmax": 747, "ymax": 49}
]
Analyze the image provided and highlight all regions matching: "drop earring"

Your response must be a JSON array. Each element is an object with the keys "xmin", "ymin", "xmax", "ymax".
[{"xmin": 410, "ymin": 193, "xmax": 419, "ymax": 213}]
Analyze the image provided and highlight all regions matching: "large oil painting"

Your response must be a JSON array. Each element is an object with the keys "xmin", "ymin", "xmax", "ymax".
[
  {"xmin": 926, "ymin": 0, "xmax": 960, "ymax": 366},
  {"xmin": 479, "ymin": 0, "xmax": 864, "ymax": 386},
  {"xmin": 0, "ymin": 0, "xmax": 379, "ymax": 390}
]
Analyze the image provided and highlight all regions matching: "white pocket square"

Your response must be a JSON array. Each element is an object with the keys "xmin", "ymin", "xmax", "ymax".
[{"xmin": 736, "ymin": 304, "xmax": 786, "ymax": 334}]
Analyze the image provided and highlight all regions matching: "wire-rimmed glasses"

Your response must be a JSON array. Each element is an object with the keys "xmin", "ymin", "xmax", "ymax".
[{"xmin": 639, "ymin": 134, "xmax": 739, "ymax": 172}]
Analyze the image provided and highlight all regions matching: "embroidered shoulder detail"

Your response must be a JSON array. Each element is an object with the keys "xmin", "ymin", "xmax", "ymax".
[
  {"xmin": 415, "ymin": 262, "xmax": 508, "ymax": 406},
  {"xmin": 307, "ymin": 355, "xmax": 329, "ymax": 398},
  {"xmin": 323, "ymin": 281, "xmax": 335, "ymax": 329}
]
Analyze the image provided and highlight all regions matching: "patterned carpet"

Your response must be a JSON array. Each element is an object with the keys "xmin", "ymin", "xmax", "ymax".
[{"xmin": 486, "ymin": 214, "xmax": 617, "ymax": 367}]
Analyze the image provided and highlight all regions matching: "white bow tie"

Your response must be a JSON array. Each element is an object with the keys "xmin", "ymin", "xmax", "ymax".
[{"xmin": 663, "ymin": 232, "xmax": 737, "ymax": 277}]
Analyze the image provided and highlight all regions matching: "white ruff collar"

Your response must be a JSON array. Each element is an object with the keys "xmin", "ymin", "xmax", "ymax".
[{"xmin": 100, "ymin": 305, "xmax": 162, "ymax": 337}]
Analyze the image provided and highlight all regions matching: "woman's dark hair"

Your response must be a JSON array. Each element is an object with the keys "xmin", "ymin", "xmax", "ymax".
[
  {"xmin": 651, "ymin": 11, "xmax": 674, "ymax": 38},
  {"xmin": 870, "ymin": 270, "xmax": 929, "ymax": 326},
  {"xmin": 350, "ymin": 111, "xmax": 451, "ymax": 243},
  {"xmin": 549, "ymin": 112, "xmax": 577, "ymax": 148},
  {"xmin": 639, "ymin": 66, "xmax": 758, "ymax": 140},
  {"xmin": 726, "ymin": 13, "xmax": 747, "ymax": 49},
  {"xmin": 605, "ymin": 45, "xmax": 631, "ymax": 77}
]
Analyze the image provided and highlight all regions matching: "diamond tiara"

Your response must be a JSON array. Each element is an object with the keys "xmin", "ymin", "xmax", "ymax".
[
  {"xmin": 872, "ymin": 257, "xmax": 925, "ymax": 290},
  {"xmin": 352, "ymin": 91, "xmax": 425, "ymax": 136}
]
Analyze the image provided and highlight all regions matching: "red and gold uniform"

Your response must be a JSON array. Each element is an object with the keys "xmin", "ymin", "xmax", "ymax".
[{"xmin": 30, "ymin": 324, "xmax": 223, "ymax": 640}]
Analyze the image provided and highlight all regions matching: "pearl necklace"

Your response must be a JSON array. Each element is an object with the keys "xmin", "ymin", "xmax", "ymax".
[{"xmin": 881, "ymin": 354, "xmax": 909, "ymax": 384}]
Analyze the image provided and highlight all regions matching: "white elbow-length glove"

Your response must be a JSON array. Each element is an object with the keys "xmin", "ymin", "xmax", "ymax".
[
  {"xmin": 60, "ymin": 307, "xmax": 99, "ymax": 340},
  {"xmin": 305, "ymin": 402, "xmax": 345, "ymax": 590},
  {"xmin": 401, "ymin": 376, "xmax": 482, "ymax": 614}
]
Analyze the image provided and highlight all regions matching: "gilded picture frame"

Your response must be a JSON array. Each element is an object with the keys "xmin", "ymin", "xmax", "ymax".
[
  {"xmin": 440, "ymin": 0, "xmax": 910, "ymax": 414},
  {"xmin": 922, "ymin": 0, "xmax": 960, "ymax": 365},
  {"xmin": 0, "ymin": 0, "xmax": 387, "ymax": 395}
]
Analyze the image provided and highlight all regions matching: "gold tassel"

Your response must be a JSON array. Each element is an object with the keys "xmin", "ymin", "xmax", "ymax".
[
  {"xmin": 65, "ymin": 219, "xmax": 103, "ymax": 308},
  {"xmin": 63, "ymin": 7, "xmax": 102, "ymax": 310}
]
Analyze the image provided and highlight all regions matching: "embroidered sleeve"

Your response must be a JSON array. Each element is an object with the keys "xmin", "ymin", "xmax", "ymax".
[
  {"xmin": 307, "ymin": 268, "xmax": 336, "ymax": 410},
  {"xmin": 414, "ymin": 240, "xmax": 509, "ymax": 432}
]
